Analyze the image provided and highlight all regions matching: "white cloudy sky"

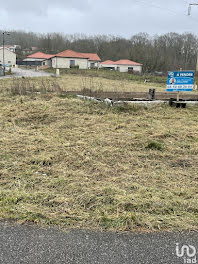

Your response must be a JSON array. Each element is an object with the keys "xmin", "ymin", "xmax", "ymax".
[{"xmin": 1, "ymin": 0, "xmax": 198, "ymax": 37}]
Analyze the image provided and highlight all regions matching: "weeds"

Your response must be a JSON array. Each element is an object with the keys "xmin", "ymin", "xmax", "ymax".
[
  {"xmin": 0, "ymin": 94, "xmax": 197, "ymax": 232},
  {"xmin": 6, "ymin": 78, "xmax": 63, "ymax": 96},
  {"xmin": 146, "ymin": 140, "xmax": 165, "ymax": 151},
  {"xmin": 112, "ymin": 103, "xmax": 146, "ymax": 114}
]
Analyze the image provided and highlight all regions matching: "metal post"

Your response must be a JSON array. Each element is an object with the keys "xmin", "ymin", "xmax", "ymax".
[
  {"xmin": 3, "ymin": 33, "xmax": 5, "ymax": 76},
  {"xmin": 177, "ymin": 68, "xmax": 183, "ymax": 102},
  {"xmin": 177, "ymin": 92, "xmax": 180, "ymax": 102},
  {"xmin": 2, "ymin": 32, "xmax": 10, "ymax": 76},
  {"xmin": 188, "ymin": 4, "xmax": 198, "ymax": 73},
  {"xmin": 188, "ymin": 3, "xmax": 198, "ymax": 16},
  {"xmin": 196, "ymin": 53, "xmax": 198, "ymax": 72}
]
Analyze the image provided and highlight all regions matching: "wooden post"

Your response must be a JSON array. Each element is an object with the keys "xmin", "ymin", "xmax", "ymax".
[
  {"xmin": 148, "ymin": 89, "xmax": 156, "ymax": 100},
  {"xmin": 177, "ymin": 68, "xmax": 183, "ymax": 102}
]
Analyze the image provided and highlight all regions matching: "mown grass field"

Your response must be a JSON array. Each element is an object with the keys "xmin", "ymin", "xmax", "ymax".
[{"xmin": 0, "ymin": 86, "xmax": 197, "ymax": 231}]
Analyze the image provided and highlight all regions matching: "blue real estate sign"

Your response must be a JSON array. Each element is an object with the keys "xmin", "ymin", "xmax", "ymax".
[{"xmin": 167, "ymin": 71, "xmax": 195, "ymax": 92}]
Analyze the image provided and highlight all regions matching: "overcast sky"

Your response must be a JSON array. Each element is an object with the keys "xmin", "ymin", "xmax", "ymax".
[{"xmin": 1, "ymin": 0, "xmax": 198, "ymax": 37}]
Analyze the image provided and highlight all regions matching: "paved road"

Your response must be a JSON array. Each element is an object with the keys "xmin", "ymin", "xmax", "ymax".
[
  {"xmin": 0, "ymin": 68, "xmax": 53, "ymax": 78},
  {"xmin": 0, "ymin": 222, "xmax": 197, "ymax": 264}
]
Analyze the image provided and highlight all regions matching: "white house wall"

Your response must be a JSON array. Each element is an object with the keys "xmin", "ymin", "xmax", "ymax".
[
  {"xmin": 116, "ymin": 65, "xmax": 142, "ymax": 73},
  {"xmin": 52, "ymin": 57, "xmax": 88, "ymax": 69},
  {"xmin": 0, "ymin": 49, "xmax": 16, "ymax": 66},
  {"xmin": 23, "ymin": 58, "xmax": 44, "ymax": 62},
  {"xmin": 100, "ymin": 64, "xmax": 116, "ymax": 69},
  {"xmin": 88, "ymin": 61, "xmax": 100, "ymax": 69},
  {"xmin": 132, "ymin": 65, "xmax": 142, "ymax": 73},
  {"xmin": 42, "ymin": 59, "xmax": 52, "ymax": 67}
]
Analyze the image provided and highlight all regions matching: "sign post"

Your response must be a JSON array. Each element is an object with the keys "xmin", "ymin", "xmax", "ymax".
[
  {"xmin": 167, "ymin": 71, "xmax": 195, "ymax": 107},
  {"xmin": 167, "ymin": 70, "xmax": 195, "ymax": 93}
]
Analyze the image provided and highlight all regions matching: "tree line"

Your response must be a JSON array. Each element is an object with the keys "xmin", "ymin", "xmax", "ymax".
[{"xmin": 0, "ymin": 30, "xmax": 198, "ymax": 72}]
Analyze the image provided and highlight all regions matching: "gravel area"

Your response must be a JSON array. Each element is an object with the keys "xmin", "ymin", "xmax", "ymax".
[{"xmin": 0, "ymin": 67, "xmax": 53, "ymax": 79}]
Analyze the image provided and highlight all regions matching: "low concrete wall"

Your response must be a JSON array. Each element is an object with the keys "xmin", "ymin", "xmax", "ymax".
[{"xmin": 72, "ymin": 91, "xmax": 198, "ymax": 100}]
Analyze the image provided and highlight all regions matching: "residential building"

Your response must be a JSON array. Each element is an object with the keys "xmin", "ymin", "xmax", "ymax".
[
  {"xmin": 51, "ymin": 50, "xmax": 88, "ymax": 69},
  {"xmin": 114, "ymin": 60, "xmax": 143, "ymax": 73},
  {"xmin": 0, "ymin": 45, "xmax": 21, "ymax": 53},
  {"xmin": 0, "ymin": 47, "xmax": 16, "ymax": 66},
  {"xmin": 100, "ymin": 60, "xmax": 116, "ymax": 70},
  {"xmin": 51, "ymin": 49, "xmax": 101, "ymax": 69},
  {"xmin": 80, "ymin": 53, "xmax": 101, "ymax": 68},
  {"xmin": 100, "ymin": 59, "xmax": 143, "ymax": 73},
  {"xmin": 31, "ymin": 47, "xmax": 39, "ymax": 51},
  {"xmin": 23, "ymin": 52, "xmax": 54, "ymax": 66}
]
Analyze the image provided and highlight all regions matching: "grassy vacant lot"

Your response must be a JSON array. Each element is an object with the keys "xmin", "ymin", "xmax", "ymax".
[
  {"xmin": 0, "ymin": 69, "xmax": 167, "ymax": 93},
  {"xmin": 0, "ymin": 88, "xmax": 197, "ymax": 232},
  {"xmin": 1, "ymin": 68, "xmax": 197, "ymax": 94}
]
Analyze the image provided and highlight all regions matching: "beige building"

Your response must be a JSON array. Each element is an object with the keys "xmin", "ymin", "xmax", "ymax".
[
  {"xmin": 51, "ymin": 49, "xmax": 101, "ymax": 69},
  {"xmin": 51, "ymin": 50, "xmax": 89, "ymax": 69},
  {"xmin": 80, "ymin": 53, "xmax": 101, "ymax": 69},
  {"xmin": 0, "ymin": 45, "xmax": 21, "ymax": 53},
  {"xmin": 100, "ymin": 60, "xmax": 116, "ymax": 70},
  {"xmin": 0, "ymin": 48, "xmax": 16, "ymax": 67},
  {"xmin": 101, "ymin": 59, "xmax": 143, "ymax": 74},
  {"xmin": 23, "ymin": 52, "xmax": 53, "ymax": 66}
]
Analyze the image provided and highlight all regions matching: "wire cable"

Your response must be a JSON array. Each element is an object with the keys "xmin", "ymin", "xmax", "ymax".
[{"xmin": 132, "ymin": 0, "xmax": 198, "ymax": 24}]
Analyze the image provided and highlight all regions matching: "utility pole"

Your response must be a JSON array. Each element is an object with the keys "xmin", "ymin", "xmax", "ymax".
[
  {"xmin": 188, "ymin": 3, "xmax": 198, "ymax": 72},
  {"xmin": 188, "ymin": 3, "xmax": 198, "ymax": 15},
  {"xmin": 197, "ymin": 53, "xmax": 198, "ymax": 72},
  {"xmin": 2, "ymin": 32, "xmax": 10, "ymax": 76}
]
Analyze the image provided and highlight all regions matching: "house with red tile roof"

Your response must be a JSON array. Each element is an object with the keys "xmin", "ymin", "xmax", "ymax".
[
  {"xmin": 80, "ymin": 53, "xmax": 101, "ymax": 69},
  {"xmin": 51, "ymin": 49, "xmax": 101, "ymax": 69},
  {"xmin": 101, "ymin": 59, "xmax": 143, "ymax": 73},
  {"xmin": 23, "ymin": 52, "xmax": 54, "ymax": 66},
  {"xmin": 100, "ymin": 60, "xmax": 116, "ymax": 70}
]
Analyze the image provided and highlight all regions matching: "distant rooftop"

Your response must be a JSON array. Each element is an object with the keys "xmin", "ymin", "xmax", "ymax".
[
  {"xmin": 101, "ymin": 60, "xmax": 115, "ymax": 64},
  {"xmin": 55, "ymin": 49, "xmax": 88, "ymax": 59},
  {"xmin": 27, "ymin": 52, "xmax": 54, "ymax": 60},
  {"xmin": 80, "ymin": 52, "xmax": 101, "ymax": 61},
  {"xmin": 55, "ymin": 49, "xmax": 101, "ymax": 61},
  {"xmin": 114, "ymin": 59, "xmax": 142, "ymax": 66},
  {"xmin": 101, "ymin": 59, "xmax": 142, "ymax": 66}
]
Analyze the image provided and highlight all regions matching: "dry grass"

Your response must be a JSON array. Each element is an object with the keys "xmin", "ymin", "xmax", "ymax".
[
  {"xmin": 0, "ymin": 75, "xmax": 165, "ymax": 94},
  {"xmin": 0, "ymin": 91, "xmax": 197, "ymax": 232},
  {"xmin": 1, "ymin": 71, "xmax": 197, "ymax": 95}
]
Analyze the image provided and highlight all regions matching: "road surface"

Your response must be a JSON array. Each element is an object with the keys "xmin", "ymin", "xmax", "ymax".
[
  {"xmin": 0, "ymin": 67, "xmax": 53, "ymax": 79},
  {"xmin": 0, "ymin": 222, "xmax": 197, "ymax": 264}
]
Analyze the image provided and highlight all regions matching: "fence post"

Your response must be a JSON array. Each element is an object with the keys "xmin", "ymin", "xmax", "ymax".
[
  {"xmin": 148, "ymin": 89, "xmax": 156, "ymax": 100},
  {"xmin": 56, "ymin": 69, "xmax": 60, "ymax": 77}
]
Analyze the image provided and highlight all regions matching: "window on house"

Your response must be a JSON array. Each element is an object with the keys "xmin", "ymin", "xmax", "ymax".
[
  {"xmin": 70, "ymin": 60, "xmax": 75, "ymax": 67},
  {"xmin": 90, "ymin": 62, "xmax": 95, "ymax": 68},
  {"xmin": 8, "ymin": 61, "xmax": 11, "ymax": 63},
  {"xmin": 128, "ymin": 67, "xmax": 133, "ymax": 73}
]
